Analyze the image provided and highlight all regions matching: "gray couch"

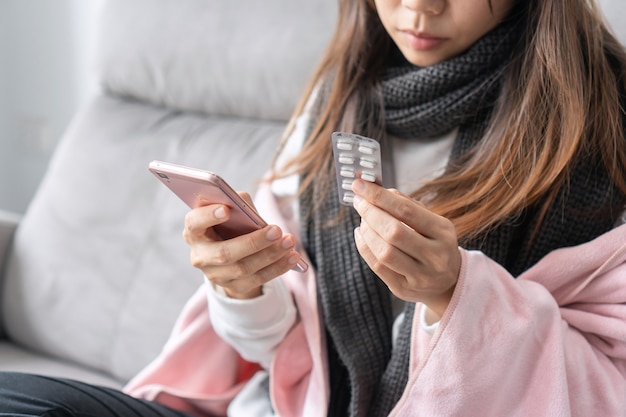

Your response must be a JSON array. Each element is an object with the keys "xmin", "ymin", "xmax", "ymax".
[
  {"xmin": 0, "ymin": 0, "xmax": 335, "ymax": 388},
  {"xmin": 0, "ymin": 0, "xmax": 623, "ymax": 390}
]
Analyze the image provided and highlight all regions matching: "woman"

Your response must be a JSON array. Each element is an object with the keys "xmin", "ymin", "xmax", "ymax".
[{"xmin": 2, "ymin": 0, "xmax": 626, "ymax": 416}]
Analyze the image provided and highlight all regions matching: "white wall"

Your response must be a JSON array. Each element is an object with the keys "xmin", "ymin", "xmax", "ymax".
[
  {"xmin": 0, "ymin": 0, "xmax": 103, "ymax": 213},
  {"xmin": 0, "ymin": 3, "xmax": 12, "ymax": 212},
  {"xmin": 598, "ymin": 0, "xmax": 626, "ymax": 43}
]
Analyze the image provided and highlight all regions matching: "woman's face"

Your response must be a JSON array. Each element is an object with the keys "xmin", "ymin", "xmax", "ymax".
[{"xmin": 374, "ymin": 0, "xmax": 516, "ymax": 67}]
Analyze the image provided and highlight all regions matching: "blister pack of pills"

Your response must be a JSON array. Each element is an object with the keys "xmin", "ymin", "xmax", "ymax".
[{"xmin": 331, "ymin": 132, "xmax": 383, "ymax": 206}]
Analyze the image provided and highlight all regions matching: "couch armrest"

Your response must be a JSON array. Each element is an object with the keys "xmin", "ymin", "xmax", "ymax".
[
  {"xmin": 0, "ymin": 210, "xmax": 21, "ymax": 272},
  {"xmin": 0, "ymin": 210, "xmax": 21, "ymax": 340}
]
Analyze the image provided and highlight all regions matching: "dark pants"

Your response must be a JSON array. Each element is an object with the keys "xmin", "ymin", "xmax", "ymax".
[{"xmin": 0, "ymin": 372, "xmax": 196, "ymax": 417}]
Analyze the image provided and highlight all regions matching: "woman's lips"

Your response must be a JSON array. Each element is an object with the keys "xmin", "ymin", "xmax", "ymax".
[{"xmin": 402, "ymin": 30, "xmax": 446, "ymax": 51}]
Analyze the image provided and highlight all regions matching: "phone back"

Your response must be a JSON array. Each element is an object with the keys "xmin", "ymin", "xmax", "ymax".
[{"xmin": 149, "ymin": 162, "xmax": 266, "ymax": 239}]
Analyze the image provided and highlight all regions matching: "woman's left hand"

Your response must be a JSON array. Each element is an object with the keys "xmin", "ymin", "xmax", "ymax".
[{"xmin": 351, "ymin": 179, "xmax": 461, "ymax": 320}]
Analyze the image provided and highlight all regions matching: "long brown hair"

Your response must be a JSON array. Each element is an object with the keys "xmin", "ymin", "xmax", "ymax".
[{"xmin": 272, "ymin": 0, "xmax": 626, "ymax": 241}]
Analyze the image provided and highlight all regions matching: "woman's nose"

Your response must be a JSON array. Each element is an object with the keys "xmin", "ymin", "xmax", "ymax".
[{"xmin": 401, "ymin": 0, "xmax": 445, "ymax": 15}]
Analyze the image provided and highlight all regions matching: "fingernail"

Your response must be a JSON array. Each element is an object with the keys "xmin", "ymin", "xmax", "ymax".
[
  {"xmin": 214, "ymin": 206, "xmax": 227, "ymax": 219},
  {"xmin": 354, "ymin": 227, "xmax": 362, "ymax": 241},
  {"xmin": 352, "ymin": 194, "xmax": 362, "ymax": 209},
  {"xmin": 352, "ymin": 179, "xmax": 365, "ymax": 193},
  {"xmin": 281, "ymin": 235, "xmax": 295, "ymax": 249},
  {"xmin": 287, "ymin": 254, "xmax": 299, "ymax": 265},
  {"xmin": 266, "ymin": 226, "xmax": 281, "ymax": 241}
]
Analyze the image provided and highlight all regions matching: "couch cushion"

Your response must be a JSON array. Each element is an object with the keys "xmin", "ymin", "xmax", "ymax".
[
  {"xmin": 96, "ymin": 0, "xmax": 337, "ymax": 121},
  {"xmin": 2, "ymin": 94, "xmax": 283, "ymax": 382},
  {"xmin": 0, "ymin": 341, "xmax": 122, "ymax": 388}
]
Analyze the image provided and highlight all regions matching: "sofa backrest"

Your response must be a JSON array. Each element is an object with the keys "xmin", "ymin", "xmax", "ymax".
[
  {"xmin": 96, "ymin": 0, "xmax": 334, "ymax": 121},
  {"xmin": 2, "ymin": 0, "xmax": 336, "ymax": 383}
]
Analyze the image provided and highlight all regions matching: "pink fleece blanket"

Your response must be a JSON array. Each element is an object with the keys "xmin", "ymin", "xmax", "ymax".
[
  {"xmin": 125, "ymin": 182, "xmax": 626, "ymax": 416},
  {"xmin": 391, "ymin": 232, "xmax": 626, "ymax": 416}
]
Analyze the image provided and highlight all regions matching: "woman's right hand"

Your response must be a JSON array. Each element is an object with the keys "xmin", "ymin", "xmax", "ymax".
[{"xmin": 182, "ymin": 199, "xmax": 301, "ymax": 300}]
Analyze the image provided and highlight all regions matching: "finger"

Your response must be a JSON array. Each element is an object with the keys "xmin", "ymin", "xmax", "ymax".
[
  {"xmin": 238, "ymin": 191, "xmax": 253, "ymax": 207},
  {"xmin": 219, "ymin": 247, "xmax": 302, "ymax": 296},
  {"xmin": 358, "ymin": 195, "xmax": 428, "ymax": 250},
  {"xmin": 201, "ymin": 236, "xmax": 300, "ymax": 297},
  {"xmin": 352, "ymin": 179, "xmax": 448, "ymax": 239},
  {"xmin": 355, "ymin": 226, "xmax": 456, "ymax": 303},
  {"xmin": 183, "ymin": 204, "xmax": 230, "ymax": 243},
  {"xmin": 356, "ymin": 200, "xmax": 460, "ymax": 284},
  {"xmin": 356, "ymin": 219, "xmax": 420, "ymax": 277},
  {"xmin": 228, "ymin": 233, "xmax": 299, "ymax": 277},
  {"xmin": 353, "ymin": 191, "xmax": 434, "ymax": 265},
  {"xmin": 192, "ymin": 224, "xmax": 287, "ymax": 268},
  {"xmin": 353, "ymin": 226, "xmax": 408, "ymax": 293}
]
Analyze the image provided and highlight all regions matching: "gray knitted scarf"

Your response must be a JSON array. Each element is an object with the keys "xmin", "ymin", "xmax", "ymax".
[{"xmin": 298, "ymin": 19, "xmax": 625, "ymax": 417}]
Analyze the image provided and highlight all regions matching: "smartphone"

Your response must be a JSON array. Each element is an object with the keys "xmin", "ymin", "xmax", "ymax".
[{"xmin": 148, "ymin": 160, "xmax": 308, "ymax": 272}]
